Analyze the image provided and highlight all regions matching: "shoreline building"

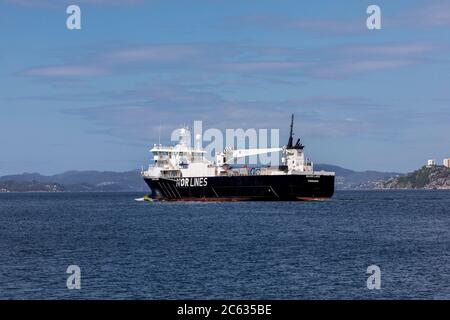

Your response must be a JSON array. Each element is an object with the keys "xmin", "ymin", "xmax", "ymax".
[
  {"xmin": 444, "ymin": 158, "xmax": 450, "ymax": 168},
  {"xmin": 427, "ymin": 159, "xmax": 436, "ymax": 167}
]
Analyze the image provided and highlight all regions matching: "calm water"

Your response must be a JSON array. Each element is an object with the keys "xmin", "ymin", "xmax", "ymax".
[{"xmin": 0, "ymin": 191, "xmax": 449, "ymax": 300}]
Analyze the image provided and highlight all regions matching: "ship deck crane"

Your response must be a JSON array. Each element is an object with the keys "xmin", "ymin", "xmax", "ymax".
[{"xmin": 216, "ymin": 147, "xmax": 283, "ymax": 165}]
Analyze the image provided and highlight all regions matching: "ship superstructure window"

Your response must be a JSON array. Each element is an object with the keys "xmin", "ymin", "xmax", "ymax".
[
  {"xmin": 153, "ymin": 150, "xmax": 173, "ymax": 168},
  {"xmin": 193, "ymin": 152, "xmax": 203, "ymax": 162},
  {"xmin": 162, "ymin": 170, "xmax": 181, "ymax": 178}
]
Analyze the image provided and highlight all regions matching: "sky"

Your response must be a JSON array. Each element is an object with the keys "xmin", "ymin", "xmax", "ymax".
[{"xmin": 0, "ymin": 0, "xmax": 449, "ymax": 175}]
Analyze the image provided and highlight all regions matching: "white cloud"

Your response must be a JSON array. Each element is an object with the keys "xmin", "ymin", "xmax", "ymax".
[
  {"xmin": 17, "ymin": 41, "xmax": 445, "ymax": 80},
  {"xmin": 308, "ymin": 59, "xmax": 419, "ymax": 79},
  {"xmin": 405, "ymin": 0, "xmax": 450, "ymax": 27},
  {"xmin": 1, "ymin": 0, "xmax": 145, "ymax": 6},
  {"xmin": 103, "ymin": 44, "xmax": 205, "ymax": 64},
  {"xmin": 20, "ymin": 65, "xmax": 108, "ymax": 77}
]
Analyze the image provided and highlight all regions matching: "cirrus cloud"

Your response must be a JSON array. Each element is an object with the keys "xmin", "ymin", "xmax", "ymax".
[
  {"xmin": 1, "ymin": 0, "xmax": 145, "ymax": 7},
  {"xmin": 17, "ymin": 41, "xmax": 445, "ymax": 81},
  {"xmin": 19, "ymin": 65, "xmax": 108, "ymax": 77}
]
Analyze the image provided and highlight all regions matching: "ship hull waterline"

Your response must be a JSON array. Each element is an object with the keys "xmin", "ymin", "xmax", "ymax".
[{"xmin": 144, "ymin": 174, "xmax": 334, "ymax": 201}]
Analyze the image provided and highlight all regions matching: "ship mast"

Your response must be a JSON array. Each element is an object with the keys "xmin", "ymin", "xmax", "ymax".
[
  {"xmin": 287, "ymin": 114, "xmax": 294, "ymax": 149},
  {"xmin": 286, "ymin": 113, "xmax": 304, "ymax": 150}
]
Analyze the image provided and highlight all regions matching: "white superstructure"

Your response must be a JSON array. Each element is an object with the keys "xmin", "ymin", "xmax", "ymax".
[{"xmin": 142, "ymin": 125, "xmax": 332, "ymax": 180}]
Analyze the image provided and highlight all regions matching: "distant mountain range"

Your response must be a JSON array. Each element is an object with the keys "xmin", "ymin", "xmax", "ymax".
[
  {"xmin": 314, "ymin": 164, "xmax": 402, "ymax": 190},
  {"xmin": 0, "ymin": 165, "xmax": 402, "ymax": 192},
  {"xmin": 0, "ymin": 170, "xmax": 147, "ymax": 192}
]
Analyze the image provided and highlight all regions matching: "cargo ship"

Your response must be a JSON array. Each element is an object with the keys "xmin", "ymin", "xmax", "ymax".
[{"xmin": 141, "ymin": 115, "xmax": 334, "ymax": 201}]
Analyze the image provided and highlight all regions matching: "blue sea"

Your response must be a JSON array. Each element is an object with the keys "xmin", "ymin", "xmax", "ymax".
[{"xmin": 0, "ymin": 191, "xmax": 449, "ymax": 300}]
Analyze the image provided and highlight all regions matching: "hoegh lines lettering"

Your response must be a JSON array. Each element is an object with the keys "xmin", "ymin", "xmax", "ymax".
[{"xmin": 176, "ymin": 177, "xmax": 208, "ymax": 187}]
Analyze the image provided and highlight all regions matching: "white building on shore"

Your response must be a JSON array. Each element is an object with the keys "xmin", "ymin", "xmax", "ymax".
[{"xmin": 444, "ymin": 158, "xmax": 450, "ymax": 168}]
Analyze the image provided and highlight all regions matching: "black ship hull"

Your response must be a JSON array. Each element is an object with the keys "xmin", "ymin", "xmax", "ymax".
[{"xmin": 144, "ymin": 174, "xmax": 334, "ymax": 201}]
